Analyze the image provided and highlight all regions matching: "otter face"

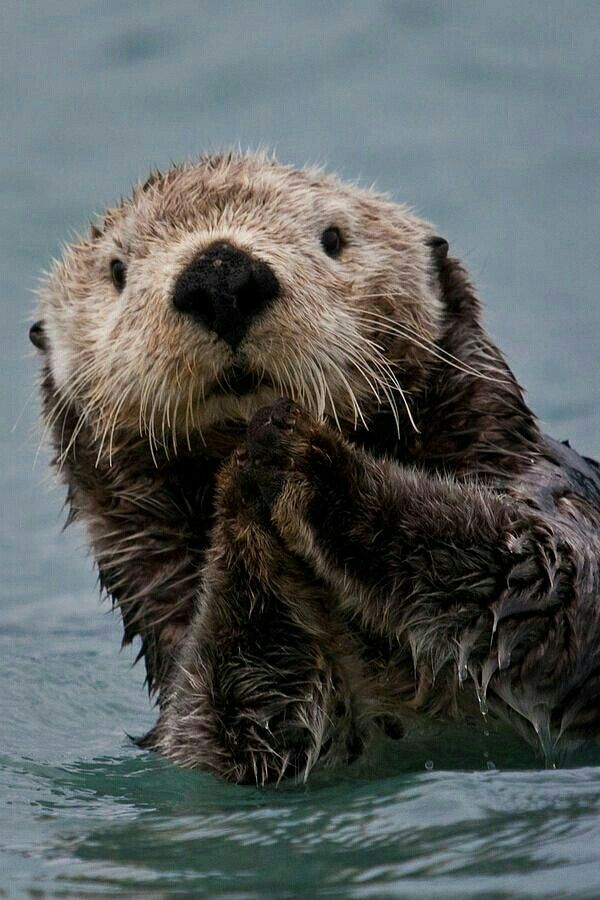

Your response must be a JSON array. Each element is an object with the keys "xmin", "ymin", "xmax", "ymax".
[{"xmin": 35, "ymin": 152, "xmax": 445, "ymax": 462}]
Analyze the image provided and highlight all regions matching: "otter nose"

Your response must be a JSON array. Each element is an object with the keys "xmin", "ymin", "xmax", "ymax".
[{"xmin": 172, "ymin": 241, "xmax": 279, "ymax": 347}]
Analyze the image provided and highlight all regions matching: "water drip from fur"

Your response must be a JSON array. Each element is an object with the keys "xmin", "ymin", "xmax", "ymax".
[
  {"xmin": 481, "ymin": 657, "xmax": 498, "ymax": 703},
  {"xmin": 477, "ymin": 689, "xmax": 489, "ymax": 717},
  {"xmin": 467, "ymin": 663, "xmax": 489, "ymax": 718},
  {"xmin": 532, "ymin": 710, "xmax": 559, "ymax": 768},
  {"xmin": 457, "ymin": 617, "xmax": 488, "ymax": 690}
]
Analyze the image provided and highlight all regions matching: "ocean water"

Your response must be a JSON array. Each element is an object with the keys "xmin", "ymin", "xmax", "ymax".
[{"xmin": 2, "ymin": 2, "xmax": 600, "ymax": 896}]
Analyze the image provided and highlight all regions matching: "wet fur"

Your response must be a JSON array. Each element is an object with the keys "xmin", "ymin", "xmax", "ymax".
[{"xmin": 35, "ymin": 152, "xmax": 600, "ymax": 783}]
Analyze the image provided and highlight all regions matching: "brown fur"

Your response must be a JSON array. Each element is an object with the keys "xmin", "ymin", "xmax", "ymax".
[{"xmin": 33, "ymin": 151, "xmax": 600, "ymax": 782}]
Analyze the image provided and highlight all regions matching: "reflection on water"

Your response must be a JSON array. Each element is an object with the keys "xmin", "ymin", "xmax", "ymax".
[
  {"xmin": 2, "ymin": 0, "xmax": 599, "ymax": 895},
  {"xmin": 4, "ymin": 746, "xmax": 600, "ymax": 896}
]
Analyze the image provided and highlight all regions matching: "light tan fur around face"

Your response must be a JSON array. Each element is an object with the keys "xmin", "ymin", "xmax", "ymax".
[{"xmin": 37, "ymin": 151, "xmax": 444, "ymax": 464}]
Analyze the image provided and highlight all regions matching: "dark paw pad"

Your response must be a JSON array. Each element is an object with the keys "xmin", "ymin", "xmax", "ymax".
[
  {"xmin": 240, "ymin": 399, "xmax": 315, "ymax": 508},
  {"xmin": 246, "ymin": 399, "xmax": 302, "ymax": 467}
]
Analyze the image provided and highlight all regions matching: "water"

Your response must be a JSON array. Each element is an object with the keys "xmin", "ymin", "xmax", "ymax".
[{"xmin": 2, "ymin": 2, "xmax": 599, "ymax": 895}]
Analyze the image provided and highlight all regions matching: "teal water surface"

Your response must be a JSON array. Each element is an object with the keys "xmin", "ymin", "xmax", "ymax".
[{"xmin": 2, "ymin": 2, "xmax": 600, "ymax": 896}]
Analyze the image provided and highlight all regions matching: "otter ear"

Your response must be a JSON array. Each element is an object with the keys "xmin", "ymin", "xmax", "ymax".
[
  {"xmin": 426, "ymin": 235, "xmax": 479, "ymax": 316},
  {"xmin": 29, "ymin": 320, "xmax": 47, "ymax": 351},
  {"xmin": 426, "ymin": 235, "xmax": 449, "ymax": 271}
]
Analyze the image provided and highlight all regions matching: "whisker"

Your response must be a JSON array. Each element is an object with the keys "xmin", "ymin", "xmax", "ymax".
[
  {"xmin": 11, "ymin": 382, "xmax": 39, "ymax": 433},
  {"xmin": 331, "ymin": 332, "xmax": 411, "ymax": 434},
  {"xmin": 36, "ymin": 361, "xmax": 100, "ymax": 469},
  {"xmin": 315, "ymin": 356, "xmax": 343, "ymax": 430},
  {"xmin": 108, "ymin": 381, "xmax": 134, "ymax": 465},
  {"xmin": 354, "ymin": 303, "xmax": 509, "ymax": 383}
]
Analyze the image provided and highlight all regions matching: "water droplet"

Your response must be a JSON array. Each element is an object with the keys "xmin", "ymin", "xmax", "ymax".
[
  {"xmin": 425, "ymin": 759, "xmax": 434, "ymax": 771},
  {"xmin": 486, "ymin": 760, "xmax": 496, "ymax": 771}
]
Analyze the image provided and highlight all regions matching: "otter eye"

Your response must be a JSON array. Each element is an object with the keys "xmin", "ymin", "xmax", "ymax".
[
  {"xmin": 110, "ymin": 259, "xmax": 127, "ymax": 291},
  {"xmin": 321, "ymin": 227, "xmax": 343, "ymax": 258}
]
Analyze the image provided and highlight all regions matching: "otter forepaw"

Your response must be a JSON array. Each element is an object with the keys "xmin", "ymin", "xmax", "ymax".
[
  {"xmin": 244, "ymin": 398, "xmax": 316, "ymax": 506},
  {"xmin": 247, "ymin": 398, "xmax": 310, "ymax": 458}
]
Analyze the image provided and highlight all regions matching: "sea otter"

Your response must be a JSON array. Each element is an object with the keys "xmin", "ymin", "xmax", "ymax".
[{"xmin": 32, "ymin": 151, "xmax": 600, "ymax": 784}]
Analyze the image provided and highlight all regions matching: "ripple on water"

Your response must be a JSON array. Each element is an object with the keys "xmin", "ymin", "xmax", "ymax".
[{"xmin": 2, "ymin": 726, "xmax": 600, "ymax": 896}]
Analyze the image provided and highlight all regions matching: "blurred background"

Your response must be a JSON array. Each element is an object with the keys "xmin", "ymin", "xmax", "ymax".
[{"xmin": 2, "ymin": 2, "xmax": 599, "ymax": 896}]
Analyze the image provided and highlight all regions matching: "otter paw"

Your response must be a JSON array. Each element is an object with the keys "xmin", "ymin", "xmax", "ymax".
[
  {"xmin": 244, "ymin": 399, "xmax": 314, "ymax": 505},
  {"xmin": 247, "ymin": 398, "xmax": 307, "ymax": 462}
]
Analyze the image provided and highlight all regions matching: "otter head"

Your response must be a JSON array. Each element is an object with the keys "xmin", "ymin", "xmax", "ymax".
[{"xmin": 33, "ymin": 151, "xmax": 450, "ymax": 464}]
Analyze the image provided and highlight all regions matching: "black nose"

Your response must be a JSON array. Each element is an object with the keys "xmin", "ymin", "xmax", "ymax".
[{"xmin": 172, "ymin": 241, "xmax": 279, "ymax": 347}]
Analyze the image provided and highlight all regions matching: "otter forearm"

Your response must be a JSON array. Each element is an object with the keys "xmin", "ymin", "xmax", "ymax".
[
  {"xmin": 257, "ymin": 413, "xmax": 525, "ymax": 637},
  {"xmin": 151, "ymin": 544, "xmax": 333, "ymax": 783},
  {"xmin": 148, "ymin": 453, "xmax": 364, "ymax": 784},
  {"xmin": 280, "ymin": 445, "xmax": 515, "ymax": 626}
]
